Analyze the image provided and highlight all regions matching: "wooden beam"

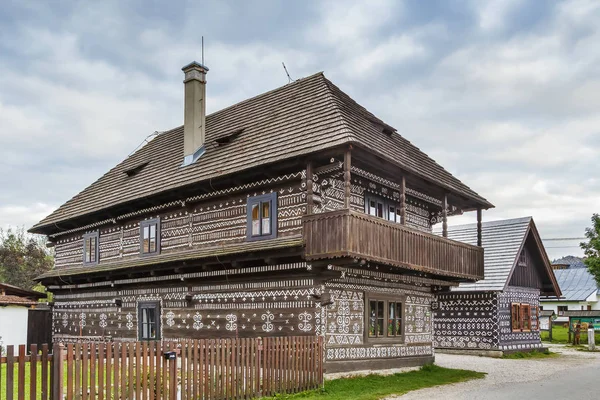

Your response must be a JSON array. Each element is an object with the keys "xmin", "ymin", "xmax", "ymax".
[
  {"xmin": 344, "ymin": 148, "xmax": 352, "ymax": 208},
  {"xmin": 306, "ymin": 161, "xmax": 314, "ymax": 215},
  {"xmin": 477, "ymin": 208, "xmax": 482, "ymax": 247},
  {"xmin": 400, "ymin": 175, "xmax": 406, "ymax": 225},
  {"xmin": 442, "ymin": 194, "xmax": 448, "ymax": 238}
]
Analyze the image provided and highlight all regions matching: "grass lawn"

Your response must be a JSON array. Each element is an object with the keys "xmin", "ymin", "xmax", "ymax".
[
  {"xmin": 541, "ymin": 325, "xmax": 600, "ymax": 345},
  {"xmin": 502, "ymin": 349, "xmax": 558, "ymax": 359},
  {"xmin": 0, "ymin": 362, "xmax": 52, "ymax": 399},
  {"xmin": 260, "ymin": 364, "xmax": 486, "ymax": 400}
]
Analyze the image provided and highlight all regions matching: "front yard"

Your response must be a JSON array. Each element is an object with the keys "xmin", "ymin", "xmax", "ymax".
[
  {"xmin": 262, "ymin": 365, "xmax": 485, "ymax": 400},
  {"xmin": 541, "ymin": 325, "xmax": 600, "ymax": 345}
]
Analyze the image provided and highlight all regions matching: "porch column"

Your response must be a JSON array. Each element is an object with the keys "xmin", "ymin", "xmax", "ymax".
[
  {"xmin": 477, "ymin": 208, "xmax": 482, "ymax": 247},
  {"xmin": 442, "ymin": 194, "xmax": 448, "ymax": 238},
  {"xmin": 306, "ymin": 161, "xmax": 314, "ymax": 215},
  {"xmin": 400, "ymin": 175, "xmax": 406, "ymax": 225},
  {"xmin": 344, "ymin": 148, "xmax": 352, "ymax": 208}
]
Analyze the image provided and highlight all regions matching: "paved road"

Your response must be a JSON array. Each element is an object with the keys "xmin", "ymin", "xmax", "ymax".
[{"xmin": 391, "ymin": 345, "xmax": 600, "ymax": 400}]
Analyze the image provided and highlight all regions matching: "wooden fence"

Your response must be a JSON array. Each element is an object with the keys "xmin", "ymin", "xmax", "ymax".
[{"xmin": 0, "ymin": 336, "xmax": 323, "ymax": 400}]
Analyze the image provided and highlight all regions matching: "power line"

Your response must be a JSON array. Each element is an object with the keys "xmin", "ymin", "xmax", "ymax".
[
  {"xmin": 544, "ymin": 246, "xmax": 582, "ymax": 249},
  {"xmin": 542, "ymin": 237, "xmax": 586, "ymax": 241}
]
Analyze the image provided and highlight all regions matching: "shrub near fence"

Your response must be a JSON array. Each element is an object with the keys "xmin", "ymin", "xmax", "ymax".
[{"xmin": 0, "ymin": 336, "xmax": 323, "ymax": 400}]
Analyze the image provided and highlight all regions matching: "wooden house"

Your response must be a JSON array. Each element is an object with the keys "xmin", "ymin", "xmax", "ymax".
[
  {"xmin": 433, "ymin": 217, "xmax": 561, "ymax": 354},
  {"xmin": 30, "ymin": 62, "xmax": 493, "ymax": 372}
]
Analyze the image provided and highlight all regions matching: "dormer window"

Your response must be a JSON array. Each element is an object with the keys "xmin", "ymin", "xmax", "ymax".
[
  {"xmin": 140, "ymin": 218, "xmax": 160, "ymax": 255},
  {"xmin": 125, "ymin": 162, "xmax": 149, "ymax": 177},
  {"xmin": 214, "ymin": 128, "xmax": 244, "ymax": 147},
  {"xmin": 247, "ymin": 193, "xmax": 277, "ymax": 241},
  {"xmin": 83, "ymin": 231, "xmax": 99, "ymax": 265}
]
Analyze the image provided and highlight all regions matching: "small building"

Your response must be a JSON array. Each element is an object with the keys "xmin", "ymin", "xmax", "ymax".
[
  {"xmin": 30, "ymin": 64, "xmax": 493, "ymax": 372},
  {"xmin": 540, "ymin": 258, "xmax": 599, "ymax": 324},
  {"xmin": 0, "ymin": 283, "xmax": 45, "ymax": 350},
  {"xmin": 433, "ymin": 217, "xmax": 561, "ymax": 353}
]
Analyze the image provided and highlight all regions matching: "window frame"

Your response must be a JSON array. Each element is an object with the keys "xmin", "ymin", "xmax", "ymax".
[
  {"xmin": 82, "ymin": 231, "xmax": 99, "ymax": 265},
  {"xmin": 139, "ymin": 218, "xmax": 161, "ymax": 256},
  {"xmin": 365, "ymin": 194, "xmax": 401, "ymax": 223},
  {"xmin": 246, "ymin": 192, "xmax": 278, "ymax": 241},
  {"xmin": 138, "ymin": 301, "xmax": 161, "ymax": 341},
  {"xmin": 365, "ymin": 293, "xmax": 405, "ymax": 343},
  {"xmin": 511, "ymin": 302, "xmax": 533, "ymax": 332}
]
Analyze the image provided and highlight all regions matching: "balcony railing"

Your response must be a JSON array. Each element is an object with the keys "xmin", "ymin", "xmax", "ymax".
[{"xmin": 303, "ymin": 209, "xmax": 484, "ymax": 281}]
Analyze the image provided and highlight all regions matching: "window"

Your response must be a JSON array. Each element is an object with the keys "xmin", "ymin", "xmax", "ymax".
[
  {"xmin": 511, "ymin": 303, "xmax": 521, "ymax": 331},
  {"xmin": 557, "ymin": 305, "xmax": 568, "ymax": 315},
  {"xmin": 140, "ymin": 218, "xmax": 160, "ymax": 255},
  {"xmin": 247, "ymin": 192, "xmax": 277, "ymax": 241},
  {"xmin": 511, "ymin": 302, "xmax": 532, "ymax": 332},
  {"xmin": 138, "ymin": 302, "xmax": 160, "ymax": 340},
  {"xmin": 518, "ymin": 250, "xmax": 527, "ymax": 267},
  {"xmin": 367, "ymin": 296, "xmax": 404, "ymax": 340},
  {"xmin": 83, "ymin": 231, "xmax": 99, "ymax": 265},
  {"xmin": 365, "ymin": 194, "xmax": 401, "ymax": 223},
  {"xmin": 521, "ymin": 304, "xmax": 531, "ymax": 331}
]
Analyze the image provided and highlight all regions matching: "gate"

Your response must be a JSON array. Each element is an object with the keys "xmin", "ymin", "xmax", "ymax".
[{"xmin": 27, "ymin": 309, "xmax": 53, "ymax": 349}]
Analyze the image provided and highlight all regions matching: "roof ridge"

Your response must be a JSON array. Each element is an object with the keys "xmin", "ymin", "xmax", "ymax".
[
  {"xmin": 445, "ymin": 216, "xmax": 532, "ymax": 231},
  {"xmin": 321, "ymin": 75, "xmax": 355, "ymax": 143},
  {"xmin": 207, "ymin": 71, "xmax": 326, "ymax": 119}
]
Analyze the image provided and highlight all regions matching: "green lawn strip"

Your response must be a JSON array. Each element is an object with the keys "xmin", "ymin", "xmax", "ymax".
[
  {"xmin": 501, "ymin": 349, "xmax": 558, "ymax": 359},
  {"xmin": 540, "ymin": 325, "xmax": 600, "ymax": 345},
  {"xmin": 260, "ymin": 364, "xmax": 486, "ymax": 400}
]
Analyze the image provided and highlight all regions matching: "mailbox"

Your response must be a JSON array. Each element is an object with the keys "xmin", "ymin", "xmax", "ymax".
[{"xmin": 163, "ymin": 351, "xmax": 177, "ymax": 360}]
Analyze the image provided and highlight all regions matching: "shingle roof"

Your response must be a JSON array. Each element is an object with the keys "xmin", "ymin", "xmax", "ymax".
[
  {"xmin": 30, "ymin": 72, "xmax": 492, "ymax": 235},
  {"xmin": 442, "ymin": 217, "xmax": 532, "ymax": 291},
  {"xmin": 550, "ymin": 268, "xmax": 598, "ymax": 301},
  {"xmin": 0, "ymin": 295, "xmax": 37, "ymax": 306}
]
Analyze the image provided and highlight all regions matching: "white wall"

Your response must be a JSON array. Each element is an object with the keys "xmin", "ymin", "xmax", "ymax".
[
  {"xmin": 0, "ymin": 306, "xmax": 29, "ymax": 352},
  {"xmin": 541, "ymin": 295, "xmax": 600, "ymax": 323}
]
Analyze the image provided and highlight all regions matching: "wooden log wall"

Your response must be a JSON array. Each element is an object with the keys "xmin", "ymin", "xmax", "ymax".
[
  {"xmin": 50, "ymin": 264, "xmax": 320, "ymax": 342},
  {"xmin": 497, "ymin": 286, "xmax": 543, "ymax": 351},
  {"xmin": 53, "ymin": 179, "xmax": 305, "ymax": 270},
  {"xmin": 433, "ymin": 291, "xmax": 500, "ymax": 350}
]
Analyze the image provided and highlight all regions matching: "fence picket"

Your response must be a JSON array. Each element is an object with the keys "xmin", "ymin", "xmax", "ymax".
[{"xmin": 0, "ymin": 336, "xmax": 323, "ymax": 400}]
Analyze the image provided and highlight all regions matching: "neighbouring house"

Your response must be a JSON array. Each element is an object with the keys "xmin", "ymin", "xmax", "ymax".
[
  {"xmin": 433, "ymin": 217, "xmax": 561, "ymax": 353},
  {"xmin": 0, "ymin": 283, "xmax": 45, "ymax": 350},
  {"xmin": 540, "ymin": 256, "xmax": 599, "ymax": 324},
  {"xmin": 30, "ymin": 63, "xmax": 493, "ymax": 372}
]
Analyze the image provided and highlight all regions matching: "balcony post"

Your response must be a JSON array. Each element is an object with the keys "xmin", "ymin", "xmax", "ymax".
[
  {"xmin": 400, "ymin": 175, "xmax": 406, "ymax": 225},
  {"xmin": 442, "ymin": 194, "xmax": 448, "ymax": 238},
  {"xmin": 344, "ymin": 148, "xmax": 351, "ymax": 208},
  {"xmin": 306, "ymin": 161, "xmax": 314, "ymax": 215},
  {"xmin": 477, "ymin": 208, "xmax": 482, "ymax": 247}
]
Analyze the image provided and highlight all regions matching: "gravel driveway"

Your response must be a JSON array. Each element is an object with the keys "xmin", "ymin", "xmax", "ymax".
[{"xmin": 388, "ymin": 345, "xmax": 600, "ymax": 399}]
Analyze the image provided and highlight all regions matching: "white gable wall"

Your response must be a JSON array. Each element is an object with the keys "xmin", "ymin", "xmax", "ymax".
[{"xmin": 0, "ymin": 306, "xmax": 29, "ymax": 351}]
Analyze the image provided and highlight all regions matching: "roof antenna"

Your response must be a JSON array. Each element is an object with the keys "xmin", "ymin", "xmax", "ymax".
[
  {"xmin": 202, "ymin": 36, "xmax": 204, "ymax": 65},
  {"xmin": 282, "ymin": 62, "xmax": 293, "ymax": 83}
]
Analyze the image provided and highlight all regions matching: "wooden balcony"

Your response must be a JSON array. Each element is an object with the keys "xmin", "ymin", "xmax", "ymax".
[{"xmin": 303, "ymin": 209, "xmax": 484, "ymax": 281}]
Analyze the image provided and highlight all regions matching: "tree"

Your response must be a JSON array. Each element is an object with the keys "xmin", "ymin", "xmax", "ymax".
[
  {"xmin": 581, "ymin": 214, "xmax": 600, "ymax": 286},
  {"xmin": 0, "ymin": 227, "xmax": 53, "ymax": 291}
]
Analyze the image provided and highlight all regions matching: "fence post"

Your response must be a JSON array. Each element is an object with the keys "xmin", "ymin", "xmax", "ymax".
[{"xmin": 52, "ymin": 343, "xmax": 64, "ymax": 400}]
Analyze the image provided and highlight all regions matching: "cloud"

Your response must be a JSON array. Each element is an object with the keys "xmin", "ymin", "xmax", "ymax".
[{"xmin": 0, "ymin": 0, "xmax": 598, "ymax": 263}]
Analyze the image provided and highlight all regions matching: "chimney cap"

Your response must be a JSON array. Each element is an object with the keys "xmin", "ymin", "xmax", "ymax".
[{"xmin": 181, "ymin": 61, "xmax": 209, "ymax": 72}]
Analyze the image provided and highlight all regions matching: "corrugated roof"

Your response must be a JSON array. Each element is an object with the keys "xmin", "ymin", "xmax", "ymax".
[
  {"xmin": 438, "ymin": 217, "xmax": 532, "ymax": 291},
  {"xmin": 552, "ymin": 268, "xmax": 598, "ymax": 301},
  {"xmin": 30, "ymin": 72, "xmax": 492, "ymax": 235},
  {"xmin": 552, "ymin": 255, "xmax": 586, "ymax": 269}
]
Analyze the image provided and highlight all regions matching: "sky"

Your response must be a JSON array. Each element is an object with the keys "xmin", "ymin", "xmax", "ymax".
[{"xmin": 0, "ymin": 0, "xmax": 598, "ymax": 260}]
